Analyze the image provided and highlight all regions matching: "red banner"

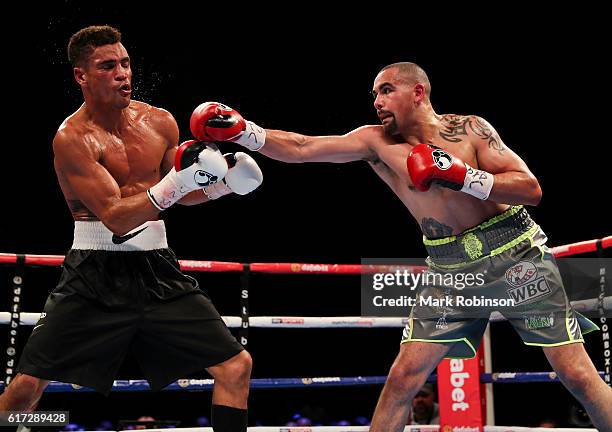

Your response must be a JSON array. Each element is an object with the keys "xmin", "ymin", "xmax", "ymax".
[{"xmin": 437, "ymin": 350, "xmax": 484, "ymax": 431}]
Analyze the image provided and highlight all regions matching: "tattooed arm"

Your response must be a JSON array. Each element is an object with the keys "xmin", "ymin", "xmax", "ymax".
[{"xmin": 467, "ymin": 116, "xmax": 541, "ymax": 206}]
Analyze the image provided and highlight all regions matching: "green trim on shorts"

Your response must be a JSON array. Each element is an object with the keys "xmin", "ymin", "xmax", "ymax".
[
  {"xmin": 428, "ymin": 223, "xmax": 540, "ymax": 270},
  {"xmin": 470, "ymin": 205, "xmax": 523, "ymax": 231},
  {"xmin": 401, "ymin": 316, "xmax": 478, "ymax": 359},
  {"xmin": 523, "ymin": 339, "xmax": 584, "ymax": 348},
  {"xmin": 524, "ymin": 313, "xmax": 598, "ymax": 347},
  {"xmin": 489, "ymin": 223, "xmax": 539, "ymax": 256},
  {"xmin": 401, "ymin": 337, "xmax": 478, "ymax": 359},
  {"xmin": 422, "ymin": 205, "xmax": 522, "ymax": 246},
  {"xmin": 423, "ymin": 234, "xmax": 457, "ymax": 246}
]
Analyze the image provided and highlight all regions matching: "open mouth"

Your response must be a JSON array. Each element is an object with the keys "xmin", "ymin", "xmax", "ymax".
[
  {"xmin": 118, "ymin": 83, "xmax": 131, "ymax": 96},
  {"xmin": 378, "ymin": 112, "xmax": 393, "ymax": 122}
]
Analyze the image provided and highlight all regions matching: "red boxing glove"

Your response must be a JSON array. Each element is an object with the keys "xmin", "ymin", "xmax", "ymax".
[
  {"xmin": 407, "ymin": 144, "xmax": 467, "ymax": 191},
  {"xmin": 190, "ymin": 101, "xmax": 267, "ymax": 151},
  {"xmin": 407, "ymin": 144, "xmax": 494, "ymax": 200},
  {"xmin": 190, "ymin": 102, "xmax": 246, "ymax": 142}
]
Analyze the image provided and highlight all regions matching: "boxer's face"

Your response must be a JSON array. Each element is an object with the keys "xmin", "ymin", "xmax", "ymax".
[
  {"xmin": 75, "ymin": 43, "xmax": 132, "ymax": 109},
  {"xmin": 372, "ymin": 68, "xmax": 418, "ymax": 135}
]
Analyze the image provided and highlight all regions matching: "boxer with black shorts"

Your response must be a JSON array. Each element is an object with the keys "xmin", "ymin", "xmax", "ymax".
[
  {"xmin": 0, "ymin": 26, "xmax": 262, "ymax": 432},
  {"xmin": 191, "ymin": 62, "xmax": 612, "ymax": 431}
]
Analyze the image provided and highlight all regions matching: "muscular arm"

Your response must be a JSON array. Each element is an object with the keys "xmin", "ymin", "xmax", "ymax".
[
  {"xmin": 53, "ymin": 131, "xmax": 161, "ymax": 236},
  {"xmin": 470, "ymin": 117, "xmax": 542, "ymax": 205},
  {"xmin": 259, "ymin": 126, "xmax": 376, "ymax": 163}
]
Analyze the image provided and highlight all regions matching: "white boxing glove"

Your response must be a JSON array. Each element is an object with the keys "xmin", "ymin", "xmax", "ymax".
[
  {"xmin": 148, "ymin": 141, "xmax": 228, "ymax": 210},
  {"xmin": 203, "ymin": 152, "xmax": 263, "ymax": 200}
]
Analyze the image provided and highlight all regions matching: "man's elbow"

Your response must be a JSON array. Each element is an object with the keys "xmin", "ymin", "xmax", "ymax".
[
  {"xmin": 527, "ymin": 176, "xmax": 542, "ymax": 206},
  {"xmin": 260, "ymin": 132, "xmax": 308, "ymax": 163},
  {"xmin": 286, "ymin": 138, "xmax": 308, "ymax": 163},
  {"xmin": 103, "ymin": 220, "xmax": 129, "ymax": 237},
  {"xmin": 99, "ymin": 209, "xmax": 130, "ymax": 236},
  {"xmin": 287, "ymin": 133, "xmax": 312, "ymax": 163}
]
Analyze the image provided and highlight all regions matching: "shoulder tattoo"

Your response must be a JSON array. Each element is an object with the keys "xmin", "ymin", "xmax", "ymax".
[
  {"xmin": 469, "ymin": 117, "xmax": 505, "ymax": 155},
  {"xmin": 439, "ymin": 115, "xmax": 505, "ymax": 155}
]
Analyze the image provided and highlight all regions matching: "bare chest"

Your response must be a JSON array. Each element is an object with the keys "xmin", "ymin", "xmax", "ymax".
[{"xmin": 96, "ymin": 127, "xmax": 167, "ymax": 187}]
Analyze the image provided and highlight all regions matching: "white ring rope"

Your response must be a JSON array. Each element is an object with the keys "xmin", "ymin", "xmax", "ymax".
[{"xmin": 2, "ymin": 295, "xmax": 610, "ymax": 329}]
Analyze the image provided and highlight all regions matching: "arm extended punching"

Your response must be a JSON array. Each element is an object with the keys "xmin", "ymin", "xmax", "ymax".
[{"xmin": 189, "ymin": 101, "xmax": 376, "ymax": 163}]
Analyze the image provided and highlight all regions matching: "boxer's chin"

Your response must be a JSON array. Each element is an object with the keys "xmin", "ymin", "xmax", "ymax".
[
  {"xmin": 116, "ymin": 97, "xmax": 131, "ymax": 109},
  {"xmin": 382, "ymin": 119, "xmax": 397, "ymax": 135}
]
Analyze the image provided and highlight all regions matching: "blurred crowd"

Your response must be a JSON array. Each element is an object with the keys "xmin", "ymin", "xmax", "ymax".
[{"xmin": 60, "ymin": 383, "xmax": 592, "ymax": 430}]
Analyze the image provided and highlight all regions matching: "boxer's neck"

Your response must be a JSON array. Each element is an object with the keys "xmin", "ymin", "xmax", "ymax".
[
  {"xmin": 84, "ymin": 101, "xmax": 131, "ymax": 132},
  {"xmin": 399, "ymin": 103, "xmax": 439, "ymax": 145}
]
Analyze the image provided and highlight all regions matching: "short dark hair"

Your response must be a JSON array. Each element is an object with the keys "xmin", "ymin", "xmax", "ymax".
[
  {"xmin": 380, "ymin": 62, "xmax": 431, "ymax": 98},
  {"xmin": 67, "ymin": 25, "xmax": 122, "ymax": 67}
]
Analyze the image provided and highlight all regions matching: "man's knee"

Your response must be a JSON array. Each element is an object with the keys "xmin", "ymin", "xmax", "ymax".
[
  {"xmin": 556, "ymin": 364, "xmax": 596, "ymax": 397},
  {"xmin": 554, "ymin": 362, "xmax": 601, "ymax": 395},
  {"xmin": 1, "ymin": 374, "xmax": 46, "ymax": 409},
  {"xmin": 384, "ymin": 342, "xmax": 446, "ymax": 398},
  {"xmin": 385, "ymin": 361, "xmax": 425, "ymax": 396},
  {"xmin": 237, "ymin": 351, "xmax": 253, "ymax": 379},
  {"xmin": 545, "ymin": 343, "xmax": 603, "ymax": 399},
  {"xmin": 10, "ymin": 374, "xmax": 44, "ymax": 394},
  {"xmin": 215, "ymin": 351, "xmax": 252, "ymax": 387}
]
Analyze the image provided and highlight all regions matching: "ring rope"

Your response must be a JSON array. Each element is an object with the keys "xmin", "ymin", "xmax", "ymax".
[
  {"xmin": 1, "ymin": 371, "xmax": 606, "ymax": 393},
  {"xmin": 3, "ymin": 294, "xmax": 610, "ymax": 328},
  {"xmin": 1, "ymin": 235, "xmax": 609, "ymax": 272}
]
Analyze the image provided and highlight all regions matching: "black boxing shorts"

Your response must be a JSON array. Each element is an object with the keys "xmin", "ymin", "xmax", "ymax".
[{"xmin": 17, "ymin": 221, "xmax": 243, "ymax": 395}]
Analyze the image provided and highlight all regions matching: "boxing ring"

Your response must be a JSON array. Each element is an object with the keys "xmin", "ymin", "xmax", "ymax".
[{"xmin": 1, "ymin": 235, "xmax": 610, "ymax": 431}]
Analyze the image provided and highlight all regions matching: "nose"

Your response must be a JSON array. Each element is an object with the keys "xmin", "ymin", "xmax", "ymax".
[
  {"xmin": 373, "ymin": 94, "xmax": 383, "ymax": 110},
  {"xmin": 115, "ymin": 64, "xmax": 129, "ymax": 81}
]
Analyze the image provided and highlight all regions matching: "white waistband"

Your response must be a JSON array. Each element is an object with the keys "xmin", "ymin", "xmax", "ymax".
[{"xmin": 71, "ymin": 220, "xmax": 168, "ymax": 251}]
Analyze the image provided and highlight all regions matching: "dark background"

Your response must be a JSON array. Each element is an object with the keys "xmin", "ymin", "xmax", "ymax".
[{"xmin": 0, "ymin": 2, "xmax": 610, "ymax": 429}]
